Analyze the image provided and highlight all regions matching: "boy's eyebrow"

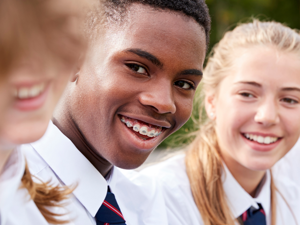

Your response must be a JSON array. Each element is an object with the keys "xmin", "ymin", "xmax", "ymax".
[
  {"xmin": 125, "ymin": 48, "xmax": 203, "ymax": 76},
  {"xmin": 125, "ymin": 48, "xmax": 163, "ymax": 68},
  {"xmin": 181, "ymin": 69, "xmax": 203, "ymax": 76}
]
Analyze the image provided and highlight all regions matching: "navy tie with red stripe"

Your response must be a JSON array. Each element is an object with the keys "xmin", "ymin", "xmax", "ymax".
[
  {"xmin": 240, "ymin": 203, "xmax": 266, "ymax": 225},
  {"xmin": 95, "ymin": 188, "xmax": 126, "ymax": 225}
]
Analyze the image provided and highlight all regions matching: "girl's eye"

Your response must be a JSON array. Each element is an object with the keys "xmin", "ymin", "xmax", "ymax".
[
  {"xmin": 240, "ymin": 92, "xmax": 254, "ymax": 98},
  {"xmin": 126, "ymin": 63, "xmax": 147, "ymax": 75},
  {"xmin": 175, "ymin": 80, "xmax": 195, "ymax": 90},
  {"xmin": 281, "ymin": 98, "xmax": 298, "ymax": 104}
]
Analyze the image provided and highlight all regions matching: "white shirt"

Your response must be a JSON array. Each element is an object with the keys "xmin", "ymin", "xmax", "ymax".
[
  {"xmin": 139, "ymin": 154, "xmax": 300, "ymax": 225},
  {"xmin": 21, "ymin": 121, "xmax": 167, "ymax": 225},
  {"xmin": 0, "ymin": 148, "xmax": 50, "ymax": 225}
]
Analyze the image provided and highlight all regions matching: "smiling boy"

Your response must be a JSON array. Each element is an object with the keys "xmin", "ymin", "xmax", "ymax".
[{"xmin": 22, "ymin": 0, "xmax": 210, "ymax": 224}]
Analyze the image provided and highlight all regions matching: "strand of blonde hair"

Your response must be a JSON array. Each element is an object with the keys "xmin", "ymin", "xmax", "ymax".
[{"xmin": 21, "ymin": 161, "xmax": 74, "ymax": 224}]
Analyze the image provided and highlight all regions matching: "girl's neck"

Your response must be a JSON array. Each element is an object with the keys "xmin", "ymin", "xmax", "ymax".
[
  {"xmin": 223, "ymin": 157, "xmax": 266, "ymax": 197},
  {"xmin": 0, "ymin": 147, "xmax": 14, "ymax": 174}
]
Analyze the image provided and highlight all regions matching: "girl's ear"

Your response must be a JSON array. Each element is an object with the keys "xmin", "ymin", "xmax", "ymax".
[{"xmin": 205, "ymin": 93, "xmax": 216, "ymax": 120}]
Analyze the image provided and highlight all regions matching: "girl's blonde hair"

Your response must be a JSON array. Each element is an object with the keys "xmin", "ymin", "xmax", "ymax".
[
  {"xmin": 0, "ymin": 0, "xmax": 90, "ymax": 223},
  {"xmin": 21, "ymin": 162, "xmax": 74, "ymax": 224},
  {"xmin": 0, "ymin": 0, "xmax": 88, "ymax": 76},
  {"xmin": 185, "ymin": 20, "xmax": 300, "ymax": 225}
]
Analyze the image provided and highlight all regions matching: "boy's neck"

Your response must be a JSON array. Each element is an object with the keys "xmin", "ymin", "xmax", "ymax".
[{"xmin": 52, "ymin": 114, "xmax": 113, "ymax": 177}]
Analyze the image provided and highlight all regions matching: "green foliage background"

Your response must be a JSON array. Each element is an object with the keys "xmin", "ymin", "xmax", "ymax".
[{"xmin": 160, "ymin": 0, "xmax": 300, "ymax": 148}]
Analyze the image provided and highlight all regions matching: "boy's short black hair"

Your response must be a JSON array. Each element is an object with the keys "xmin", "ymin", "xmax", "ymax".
[{"xmin": 99, "ymin": 0, "xmax": 211, "ymax": 50}]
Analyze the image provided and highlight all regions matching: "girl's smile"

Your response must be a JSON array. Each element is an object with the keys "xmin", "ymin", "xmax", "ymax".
[{"xmin": 207, "ymin": 46, "xmax": 300, "ymax": 173}]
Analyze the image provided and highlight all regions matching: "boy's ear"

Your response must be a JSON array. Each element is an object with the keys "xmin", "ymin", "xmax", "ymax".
[
  {"xmin": 70, "ymin": 69, "xmax": 80, "ymax": 83},
  {"xmin": 205, "ymin": 93, "xmax": 216, "ymax": 120}
]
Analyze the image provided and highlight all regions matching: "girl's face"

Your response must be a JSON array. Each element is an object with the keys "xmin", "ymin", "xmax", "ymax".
[
  {"xmin": 0, "ymin": 55, "xmax": 75, "ymax": 148},
  {"xmin": 206, "ymin": 46, "xmax": 300, "ymax": 173}
]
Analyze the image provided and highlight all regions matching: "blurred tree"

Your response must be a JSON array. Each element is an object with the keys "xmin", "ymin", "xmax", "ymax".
[{"xmin": 160, "ymin": 0, "xmax": 300, "ymax": 148}]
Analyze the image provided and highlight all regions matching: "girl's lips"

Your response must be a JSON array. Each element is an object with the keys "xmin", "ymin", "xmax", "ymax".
[
  {"xmin": 241, "ymin": 133, "xmax": 281, "ymax": 152},
  {"xmin": 13, "ymin": 83, "xmax": 49, "ymax": 111}
]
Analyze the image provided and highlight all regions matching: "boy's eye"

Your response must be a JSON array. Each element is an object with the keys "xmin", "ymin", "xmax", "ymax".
[
  {"xmin": 126, "ymin": 63, "xmax": 147, "ymax": 75},
  {"xmin": 281, "ymin": 98, "xmax": 298, "ymax": 104},
  {"xmin": 175, "ymin": 80, "xmax": 194, "ymax": 90}
]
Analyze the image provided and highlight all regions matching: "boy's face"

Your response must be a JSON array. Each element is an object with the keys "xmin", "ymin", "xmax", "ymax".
[{"xmin": 70, "ymin": 4, "xmax": 206, "ymax": 169}]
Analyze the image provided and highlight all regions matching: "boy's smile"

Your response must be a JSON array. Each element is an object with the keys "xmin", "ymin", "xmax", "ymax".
[{"xmin": 61, "ymin": 4, "xmax": 207, "ymax": 170}]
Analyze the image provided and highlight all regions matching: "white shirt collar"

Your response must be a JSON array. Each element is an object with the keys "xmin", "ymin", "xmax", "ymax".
[
  {"xmin": 0, "ymin": 147, "xmax": 25, "ymax": 224},
  {"xmin": 30, "ymin": 121, "xmax": 107, "ymax": 216},
  {"xmin": 222, "ymin": 163, "xmax": 270, "ymax": 220}
]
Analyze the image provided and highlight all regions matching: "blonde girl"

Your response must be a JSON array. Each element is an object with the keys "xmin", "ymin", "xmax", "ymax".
[
  {"xmin": 141, "ymin": 20, "xmax": 300, "ymax": 225},
  {"xmin": 0, "ymin": 0, "xmax": 90, "ymax": 224}
]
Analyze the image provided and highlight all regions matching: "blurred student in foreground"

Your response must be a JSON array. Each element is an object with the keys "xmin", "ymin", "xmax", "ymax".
[
  {"xmin": 0, "ymin": 0, "xmax": 90, "ymax": 224},
  {"xmin": 140, "ymin": 20, "xmax": 300, "ymax": 225}
]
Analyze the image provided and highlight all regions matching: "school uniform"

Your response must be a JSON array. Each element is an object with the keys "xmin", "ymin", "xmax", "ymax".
[
  {"xmin": 274, "ymin": 137, "xmax": 300, "ymax": 185},
  {"xmin": 139, "ymin": 154, "xmax": 300, "ymax": 225},
  {"xmin": 21, "ymin": 121, "xmax": 167, "ymax": 225},
  {"xmin": 0, "ymin": 148, "xmax": 51, "ymax": 225}
]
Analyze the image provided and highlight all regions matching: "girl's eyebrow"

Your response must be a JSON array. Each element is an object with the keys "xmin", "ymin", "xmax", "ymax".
[
  {"xmin": 234, "ymin": 81, "xmax": 261, "ymax": 87},
  {"xmin": 282, "ymin": 87, "xmax": 300, "ymax": 92},
  {"xmin": 234, "ymin": 82, "xmax": 300, "ymax": 92}
]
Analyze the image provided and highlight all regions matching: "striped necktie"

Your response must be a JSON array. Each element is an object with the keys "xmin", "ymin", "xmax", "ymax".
[
  {"xmin": 240, "ymin": 203, "xmax": 266, "ymax": 225},
  {"xmin": 95, "ymin": 187, "xmax": 126, "ymax": 225}
]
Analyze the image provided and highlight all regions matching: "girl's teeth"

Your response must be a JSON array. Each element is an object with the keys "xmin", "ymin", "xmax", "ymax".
[
  {"xmin": 257, "ymin": 136, "xmax": 264, "ymax": 144},
  {"xmin": 14, "ymin": 83, "xmax": 46, "ymax": 99},
  {"xmin": 264, "ymin": 136, "xmax": 271, "ymax": 144},
  {"xmin": 29, "ymin": 85, "xmax": 40, "ymax": 97},
  {"xmin": 18, "ymin": 88, "xmax": 29, "ymax": 99},
  {"xmin": 244, "ymin": 133, "xmax": 278, "ymax": 144}
]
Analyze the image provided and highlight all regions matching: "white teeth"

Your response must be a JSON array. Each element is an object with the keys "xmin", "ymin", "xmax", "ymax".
[
  {"xmin": 244, "ymin": 133, "xmax": 278, "ymax": 144},
  {"xmin": 264, "ymin": 136, "xmax": 271, "ymax": 144},
  {"xmin": 18, "ymin": 88, "xmax": 29, "ymax": 99},
  {"xmin": 133, "ymin": 124, "xmax": 140, "ymax": 132},
  {"xmin": 15, "ymin": 83, "xmax": 46, "ymax": 99},
  {"xmin": 148, "ymin": 129, "xmax": 156, "ymax": 137},
  {"xmin": 120, "ymin": 116, "xmax": 163, "ymax": 138},
  {"xmin": 139, "ymin": 126, "xmax": 148, "ymax": 135},
  {"xmin": 126, "ymin": 121, "xmax": 133, "ymax": 127},
  {"xmin": 29, "ymin": 85, "xmax": 40, "ymax": 97},
  {"xmin": 257, "ymin": 136, "xmax": 264, "ymax": 144}
]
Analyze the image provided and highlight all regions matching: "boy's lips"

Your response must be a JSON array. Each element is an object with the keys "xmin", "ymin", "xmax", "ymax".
[{"xmin": 120, "ymin": 115, "xmax": 164, "ymax": 139}]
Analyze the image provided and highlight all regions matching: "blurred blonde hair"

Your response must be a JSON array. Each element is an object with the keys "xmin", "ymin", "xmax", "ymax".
[
  {"xmin": 0, "ymin": 0, "xmax": 91, "ymax": 223},
  {"xmin": 185, "ymin": 20, "xmax": 300, "ymax": 225},
  {"xmin": 0, "ymin": 0, "xmax": 89, "ymax": 76}
]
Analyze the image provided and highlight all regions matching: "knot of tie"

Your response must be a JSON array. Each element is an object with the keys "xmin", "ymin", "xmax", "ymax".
[
  {"xmin": 240, "ymin": 203, "xmax": 266, "ymax": 225},
  {"xmin": 95, "ymin": 188, "xmax": 126, "ymax": 225}
]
